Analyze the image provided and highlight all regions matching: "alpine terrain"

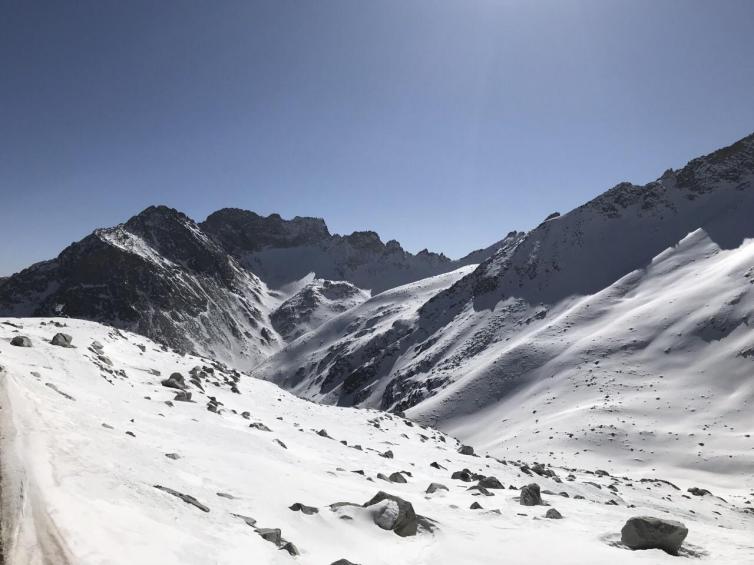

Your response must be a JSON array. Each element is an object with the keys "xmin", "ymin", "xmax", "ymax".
[{"xmin": 0, "ymin": 133, "xmax": 753, "ymax": 564}]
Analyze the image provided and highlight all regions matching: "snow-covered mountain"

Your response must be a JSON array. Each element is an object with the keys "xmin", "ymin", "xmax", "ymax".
[
  {"xmin": 0, "ymin": 206, "xmax": 281, "ymax": 369},
  {"xmin": 255, "ymin": 133, "xmax": 754, "ymax": 479},
  {"xmin": 1, "ymin": 319, "xmax": 751, "ymax": 564},
  {"xmin": 271, "ymin": 277, "xmax": 370, "ymax": 342},
  {"xmin": 201, "ymin": 208, "xmax": 496, "ymax": 293},
  {"xmin": 0, "ymin": 207, "xmax": 510, "ymax": 370}
]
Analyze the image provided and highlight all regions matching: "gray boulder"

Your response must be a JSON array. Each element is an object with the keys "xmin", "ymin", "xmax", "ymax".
[
  {"xmin": 50, "ymin": 333, "xmax": 73, "ymax": 347},
  {"xmin": 389, "ymin": 472, "xmax": 407, "ymax": 483},
  {"xmin": 173, "ymin": 391, "xmax": 192, "ymax": 402},
  {"xmin": 161, "ymin": 372, "xmax": 187, "ymax": 390},
  {"xmin": 458, "ymin": 445, "xmax": 475, "ymax": 456},
  {"xmin": 363, "ymin": 491, "xmax": 417, "ymax": 537},
  {"xmin": 426, "ymin": 482, "xmax": 448, "ymax": 494},
  {"xmin": 621, "ymin": 516, "xmax": 688, "ymax": 555},
  {"xmin": 478, "ymin": 476, "xmax": 504, "ymax": 489},
  {"xmin": 545, "ymin": 508, "xmax": 563, "ymax": 519},
  {"xmin": 520, "ymin": 483, "xmax": 543, "ymax": 506},
  {"xmin": 10, "ymin": 336, "xmax": 31, "ymax": 347}
]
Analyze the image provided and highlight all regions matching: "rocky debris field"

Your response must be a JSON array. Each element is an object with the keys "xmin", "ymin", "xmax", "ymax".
[{"xmin": 0, "ymin": 318, "xmax": 752, "ymax": 564}]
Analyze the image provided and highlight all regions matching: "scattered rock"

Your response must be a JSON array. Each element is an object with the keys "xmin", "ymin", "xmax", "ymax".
[
  {"xmin": 165, "ymin": 453, "xmax": 180, "ymax": 460},
  {"xmin": 45, "ymin": 382, "xmax": 75, "ymax": 401},
  {"xmin": 331, "ymin": 560, "xmax": 360, "ymax": 565},
  {"xmin": 458, "ymin": 445, "xmax": 475, "ymax": 456},
  {"xmin": 317, "ymin": 428, "xmax": 331, "ymax": 438},
  {"xmin": 153, "ymin": 485, "xmax": 209, "ymax": 512},
  {"xmin": 289, "ymin": 502, "xmax": 319, "ymax": 515},
  {"xmin": 216, "ymin": 492, "xmax": 234, "ymax": 499},
  {"xmin": 50, "ymin": 333, "xmax": 73, "ymax": 347},
  {"xmin": 380, "ymin": 450, "xmax": 394, "ymax": 459},
  {"xmin": 451, "ymin": 469, "xmax": 473, "ymax": 482},
  {"xmin": 274, "ymin": 438, "xmax": 287, "ymax": 449},
  {"xmin": 10, "ymin": 336, "xmax": 31, "ymax": 347},
  {"xmin": 256, "ymin": 528, "xmax": 281, "ymax": 545},
  {"xmin": 426, "ymin": 482, "xmax": 448, "ymax": 494},
  {"xmin": 545, "ymin": 508, "xmax": 563, "ymax": 519},
  {"xmin": 389, "ymin": 472, "xmax": 407, "ymax": 483},
  {"xmin": 478, "ymin": 476, "xmax": 504, "ymax": 489},
  {"xmin": 621, "ymin": 516, "xmax": 688, "ymax": 555},
  {"xmin": 520, "ymin": 483, "xmax": 543, "ymax": 506},
  {"xmin": 161, "ymin": 373, "xmax": 187, "ymax": 390},
  {"xmin": 173, "ymin": 391, "xmax": 192, "ymax": 402},
  {"xmin": 363, "ymin": 491, "xmax": 418, "ymax": 537},
  {"xmin": 249, "ymin": 422, "xmax": 272, "ymax": 432},
  {"xmin": 470, "ymin": 501, "xmax": 483, "ymax": 509},
  {"xmin": 688, "ymin": 487, "xmax": 711, "ymax": 497}
]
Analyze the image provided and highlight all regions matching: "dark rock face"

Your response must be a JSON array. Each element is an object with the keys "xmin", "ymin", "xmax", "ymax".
[
  {"xmin": 621, "ymin": 516, "xmax": 688, "ymax": 555},
  {"xmin": 201, "ymin": 208, "xmax": 457, "ymax": 293},
  {"xmin": 363, "ymin": 491, "xmax": 418, "ymax": 537},
  {"xmin": 0, "ymin": 206, "xmax": 278, "ymax": 369},
  {"xmin": 520, "ymin": 483, "xmax": 543, "ymax": 506},
  {"xmin": 10, "ymin": 335, "xmax": 31, "ymax": 347},
  {"xmin": 50, "ymin": 333, "xmax": 73, "ymax": 347}
]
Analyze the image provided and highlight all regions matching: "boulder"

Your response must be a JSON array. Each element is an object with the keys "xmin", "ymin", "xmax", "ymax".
[
  {"xmin": 620, "ymin": 516, "xmax": 688, "ymax": 555},
  {"xmin": 161, "ymin": 373, "xmax": 187, "ymax": 390},
  {"xmin": 389, "ymin": 472, "xmax": 407, "ymax": 484},
  {"xmin": 173, "ymin": 391, "xmax": 192, "ymax": 402},
  {"xmin": 426, "ymin": 482, "xmax": 448, "ymax": 494},
  {"xmin": 363, "ymin": 491, "xmax": 418, "ymax": 537},
  {"xmin": 458, "ymin": 445, "xmax": 475, "ymax": 456},
  {"xmin": 10, "ymin": 336, "xmax": 31, "ymax": 347},
  {"xmin": 50, "ymin": 333, "xmax": 73, "ymax": 347},
  {"xmin": 687, "ymin": 487, "xmax": 711, "ymax": 497},
  {"xmin": 545, "ymin": 508, "xmax": 563, "ymax": 519},
  {"xmin": 451, "ymin": 469, "xmax": 473, "ymax": 482},
  {"xmin": 520, "ymin": 483, "xmax": 543, "ymax": 506},
  {"xmin": 478, "ymin": 476, "xmax": 504, "ymax": 489}
]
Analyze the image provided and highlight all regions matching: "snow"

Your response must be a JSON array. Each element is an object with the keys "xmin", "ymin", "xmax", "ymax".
[{"xmin": 3, "ymin": 319, "xmax": 751, "ymax": 564}]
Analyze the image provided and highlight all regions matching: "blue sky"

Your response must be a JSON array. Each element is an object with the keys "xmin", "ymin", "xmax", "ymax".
[{"xmin": 1, "ymin": 1, "xmax": 753, "ymax": 275}]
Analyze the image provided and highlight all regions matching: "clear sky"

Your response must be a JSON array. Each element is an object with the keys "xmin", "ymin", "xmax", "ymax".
[{"xmin": 1, "ymin": 1, "xmax": 753, "ymax": 275}]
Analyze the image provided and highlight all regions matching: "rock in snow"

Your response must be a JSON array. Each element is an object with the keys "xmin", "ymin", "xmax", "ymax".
[
  {"xmin": 50, "ymin": 332, "xmax": 74, "ymax": 347},
  {"xmin": 520, "ymin": 483, "xmax": 543, "ymax": 506},
  {"xmin": 363, "ymin": 491, "xmax": 418, "ymax": 537},
  {"xmin": 620, "ymin": 516, "xmax": 688, "ymax": 555},
  {"xmin": 10, "ymin": 335, "xmax": 31, "ymax": 347}
]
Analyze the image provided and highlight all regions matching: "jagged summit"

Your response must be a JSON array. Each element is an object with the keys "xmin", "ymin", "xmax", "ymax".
[
  {"xmin": 202, "ymin": 208, "xmax": 331, "ymax": 252},
  {"xmin": 202, "ymin": 208, "xmax": 459, "ymax": 292}
]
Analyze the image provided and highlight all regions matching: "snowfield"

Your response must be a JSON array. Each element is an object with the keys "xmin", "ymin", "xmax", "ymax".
[{"xmin": 1, "ymin": 319, "xmax": 753, "ymax": 564}]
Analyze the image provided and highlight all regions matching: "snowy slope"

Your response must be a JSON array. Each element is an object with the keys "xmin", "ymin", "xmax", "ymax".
[
  {"xmin": 255, "ymin": 265, "xmax": 478, "ymax": 407},
  {"xmin": 255, "ymin": 133, "xmax": 754, "ymax": 483},
  {"xmin": 1, "ymin": 319, "xmax": 752, "ymax": 564}
]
